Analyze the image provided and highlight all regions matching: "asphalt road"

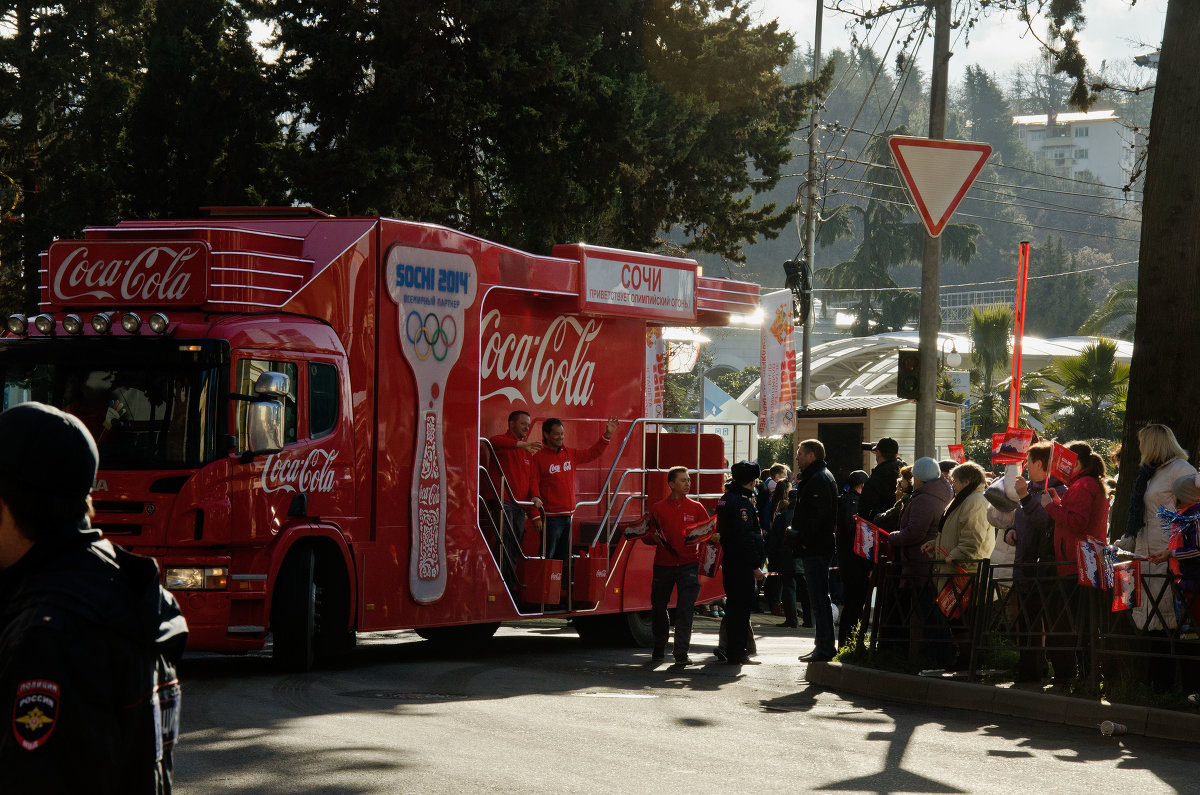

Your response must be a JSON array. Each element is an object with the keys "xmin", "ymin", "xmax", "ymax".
[{"xmin": 175, "ymin": 617, "xmax": 1189, "ymax": 794}]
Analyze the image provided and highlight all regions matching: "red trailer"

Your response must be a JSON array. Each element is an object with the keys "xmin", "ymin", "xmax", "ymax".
[{"xmin": 3, "ymin": 208, "xmax": 758, "ymax": 668}]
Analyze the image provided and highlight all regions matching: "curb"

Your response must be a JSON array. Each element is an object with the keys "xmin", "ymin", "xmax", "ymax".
[{"xmin": 805, "ymin": 661, "xmax": 1200, "ymax": 742}]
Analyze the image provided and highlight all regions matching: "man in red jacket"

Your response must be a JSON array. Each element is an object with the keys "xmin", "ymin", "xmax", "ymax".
[
  {"xmin": 533, "ymin": 416, "xmax": 619, "ymax": 571},
  {"xmin": 487, "ymin": 410, "xmax": 544, "ymax": 587},
  {"xmin": 644, "ymin": 466, "xmax": 710, "ymax": 665}
]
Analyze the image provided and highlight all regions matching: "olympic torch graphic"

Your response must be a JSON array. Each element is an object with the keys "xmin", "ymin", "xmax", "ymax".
[{"xmin": 386, "ymin": 244, "xmax": 478, "ymax": 604}]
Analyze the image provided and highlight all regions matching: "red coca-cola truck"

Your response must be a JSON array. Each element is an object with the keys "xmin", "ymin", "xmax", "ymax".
[{"xmin": 3, "ymin": 207, "xmax": 758, "ymax": 668}]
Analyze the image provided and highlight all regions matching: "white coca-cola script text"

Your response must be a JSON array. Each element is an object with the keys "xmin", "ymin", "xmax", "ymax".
[
  {"xmin": 52, "ymin": 244, "xmax": 202, "ymax": 302},
  {"xmin": 480, "ymin": 310, "xmax": 599, "ymax": 407}
]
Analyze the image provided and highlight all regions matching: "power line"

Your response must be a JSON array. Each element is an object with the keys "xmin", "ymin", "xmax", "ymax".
[
  {"xmin": 828, "ymin": 154, "xmax": 1140, "ymax": 202},
  {"xmin": 840, "ymin": 176, "xmax": 1141, "ymax": 224},
  {"xmin": 846, "ymin": 126, "xmax": 1145, "ymax": 195},
  {"xmin": 827, "ymin": 189, "xmax": 1142, "ymax": 243},
  {"xmin": 759, "ymin": 258, "xmax": 1137, "ymax": 294}
]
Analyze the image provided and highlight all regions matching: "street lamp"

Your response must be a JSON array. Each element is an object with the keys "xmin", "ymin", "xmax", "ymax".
[{"xmin": 940, "ymin": 337, "xmax": 962, "ymax": 370}]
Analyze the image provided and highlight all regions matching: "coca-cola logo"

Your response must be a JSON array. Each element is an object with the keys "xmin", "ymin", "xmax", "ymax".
[
  {"xmin": 48, "ymin": 241, "xmax": 208, "ymax": 305},
  {"xmin": 480, "ymin": 310, "xmax": 598, "ymax": 407},
  {"xmin": 261, "ymin": 449, "xmax": 338, "ymax": 494}
]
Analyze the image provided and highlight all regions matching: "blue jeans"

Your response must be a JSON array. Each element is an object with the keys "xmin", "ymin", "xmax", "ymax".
[
  {"xmin": 651, "ymin": 564, "xmax": 701, "ymax": 656},
  {"xmin": 544, "ymin": 515, "xmax": 572, "ymax": 567},
  {"xmin": 802, "ymin": 555, "xmax": 836, "ymax": 657}
]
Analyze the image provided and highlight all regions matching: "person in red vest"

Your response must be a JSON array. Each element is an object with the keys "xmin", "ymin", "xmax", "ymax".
[
  {"xmin": 643, "ymin": 466, "xmax": 710, "ymax": 665},
  {"xmin": 487, "ymin": 410, "xmax": 544, "ymax": 586},
  {"xmin": 533, "ymin": 416, "xmax": 618, "ymax": 570}
]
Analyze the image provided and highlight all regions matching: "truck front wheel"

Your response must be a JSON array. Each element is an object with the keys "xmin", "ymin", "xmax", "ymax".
[{"xmin": 272, "ymin": 548, "xmax": 318, "ymax": 671}]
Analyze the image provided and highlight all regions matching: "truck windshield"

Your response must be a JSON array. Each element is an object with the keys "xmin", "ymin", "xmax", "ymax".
[{"xmin": 0, "ymin": 338, "xmax": 225, "ymax": 469}]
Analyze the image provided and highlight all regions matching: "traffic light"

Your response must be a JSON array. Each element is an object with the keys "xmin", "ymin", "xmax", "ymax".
[{"xmin": 896, "ymin": 349, "xmax": 920, "ymax": 400}]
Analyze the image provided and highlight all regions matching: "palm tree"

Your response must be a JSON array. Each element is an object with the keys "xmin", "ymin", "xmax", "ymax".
[
  {"xmin": 1039, "ymin": 339, "xmax": 1129, "ymax": 441},
  {"xmin": 816, "ymin": 126, "xmax": 981, "ymax": 336},
  {"xmin": 967, "ymin": 305, "xmax": 1012, "ymax": 439},
  {"xmin": 1078, "ymin": 280, "xmax": 1136, "ymax": 340}
]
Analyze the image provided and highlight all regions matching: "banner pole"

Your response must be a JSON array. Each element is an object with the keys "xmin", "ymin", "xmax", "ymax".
[{"xmin": 1008, "ymin": 241, "xmax": 1030, "ymax": 427}]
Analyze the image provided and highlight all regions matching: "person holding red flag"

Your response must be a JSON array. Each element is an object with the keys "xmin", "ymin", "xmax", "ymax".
[
  {"xmin": 1043, "ymin": 442, "xmax": 1110, "ymax": 683},
  {"xmin": 643, "ymin": 466, "xmax": 710, "ymax": 665}
]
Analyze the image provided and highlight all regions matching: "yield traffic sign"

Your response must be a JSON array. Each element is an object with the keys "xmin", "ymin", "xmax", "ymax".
[{"xmin": 888, "ymin": 136, "xmax": 993, "ymax": 237}]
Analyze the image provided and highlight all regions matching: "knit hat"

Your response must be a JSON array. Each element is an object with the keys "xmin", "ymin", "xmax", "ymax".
[
  {"xmin": 730, "ymin": 460, "xmax": 760, "ymax": 486},
  {"xmin": 912, "ymin": 456, "xmax": 941, "ymax": 483},
  {"xmin": 0, "ymin": 402, "xmax": 97, "ymax": 505}
]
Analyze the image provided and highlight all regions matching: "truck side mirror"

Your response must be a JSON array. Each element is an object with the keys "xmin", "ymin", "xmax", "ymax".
[
  {"xmin": 247, "ymin": 400, "xmax": 285, "ymax": 455},
  {"xmin": 246, "ymin": 371, "xmax": 290, "ymax": 455}
]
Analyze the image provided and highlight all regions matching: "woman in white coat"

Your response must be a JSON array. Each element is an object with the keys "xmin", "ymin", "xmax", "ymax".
[{"xmin": 1119, "ymin": 424, "xmax": 1197, "ymax": 631}]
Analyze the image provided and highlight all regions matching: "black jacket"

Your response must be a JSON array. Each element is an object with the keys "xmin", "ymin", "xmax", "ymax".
[
  {"xmin": 0, "ymin": 525, "xmax": 188, "ymax": 793},
  {"xmin": 859, "ymin": 456, "xmax": 906, "ymax": 522},
  {"xmin": 717, "ymin": 483, "xmax": 765, "ymax": 569},
  {"xmin": 835, "ymin": 488, "xmax": 861, "ymax": 561},
  {"xmin": 792, "ymin": 459, "xmax": 839, "ymax": 557}
]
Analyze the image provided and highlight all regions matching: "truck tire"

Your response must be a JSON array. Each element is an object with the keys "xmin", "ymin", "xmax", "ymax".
[
  {"xmin": 574, "ymin": 611, "xmax": 655, "ymax": 648},
  {"xmin": 414, "ymin": 622, "xmax": 501, "ymax": 647},
  {"xmin": 272, "ymin": 548, "xmax": 317, "ymax": 671},
  {"xmin": 624, "ymin": 610, "xmax": 656, "ymax": 648}
]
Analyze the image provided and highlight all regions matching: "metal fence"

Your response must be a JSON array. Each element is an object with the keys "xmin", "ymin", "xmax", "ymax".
[{"xmin": 866, "ymin": 558, "xmax": 1200, "ymax": 690}]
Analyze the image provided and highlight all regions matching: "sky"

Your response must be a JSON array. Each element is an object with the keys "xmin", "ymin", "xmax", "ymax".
[{"xmin": 750, "ymin": 0, "xmax": 1167, "ymax": 82}]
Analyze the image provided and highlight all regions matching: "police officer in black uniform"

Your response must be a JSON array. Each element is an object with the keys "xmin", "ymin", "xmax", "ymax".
[
  {"xmin": 0, "ymin": 403, "xmax": 188, "ymax": 793},
  {"xmin": 716, "ymin": 460, "xmax": 766, "ymax": 665}
]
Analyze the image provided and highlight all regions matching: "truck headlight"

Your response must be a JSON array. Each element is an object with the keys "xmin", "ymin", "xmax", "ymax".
[{"xmin": 165, "ymin": 566, "xmax": 229, "ymax": 591}]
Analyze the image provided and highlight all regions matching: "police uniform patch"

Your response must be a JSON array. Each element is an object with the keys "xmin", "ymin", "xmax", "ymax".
[
  {"xmin": 13, "ymin": 679, "xmax": 60, "ymax": 751},
  {"xmin": 739, "ymin": 508, "xmax": 750, "ymax": 522}
]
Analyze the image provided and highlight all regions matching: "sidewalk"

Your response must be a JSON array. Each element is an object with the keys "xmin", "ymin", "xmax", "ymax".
[{"xmin": 804, "ymin": 659, "xmax": 1200, "ymax": 743}]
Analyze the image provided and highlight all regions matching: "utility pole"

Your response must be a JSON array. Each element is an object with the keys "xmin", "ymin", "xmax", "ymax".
[
  {"xmin": 914, "ymin": 0, "xmax": 951, "ymax": 458},
  {"xmin": 800, "ymin": 0, "xmax": 823, "ymax": 411}
]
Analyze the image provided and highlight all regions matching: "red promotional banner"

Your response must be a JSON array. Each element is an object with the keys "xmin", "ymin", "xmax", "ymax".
[
  {"xmin": 948, "ymin": 444, "xmax": 966, "ymax": 464},
  {"xmin": 1049, "ymin": 442, "xmax": 1078, "ymax": 484},
  {"xmin": 993, "ymin": 428, "xmax": 1033, "ymax": 464}
]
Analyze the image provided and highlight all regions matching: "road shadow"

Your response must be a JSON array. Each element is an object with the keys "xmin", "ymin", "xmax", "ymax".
[{"xmin": 759, "ymin": 683, "xmax": 1190, "ymax": 794}]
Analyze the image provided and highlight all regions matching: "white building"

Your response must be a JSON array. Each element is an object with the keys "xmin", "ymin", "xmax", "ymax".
[{"xmin": 1011, "ymin": 109, "xmax": 1133, "ymax": 193}]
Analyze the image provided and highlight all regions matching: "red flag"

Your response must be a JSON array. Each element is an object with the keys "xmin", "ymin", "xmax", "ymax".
[
  {"xmin": 1112, "ymin": 561, "xmax": 1142, "ymax": 611},
  {"xmin": 854, "ymin": 516, "xmax": 885, "ymax": 562},
  {"xmin": 1049, "ymin": 442, "xmax": 1078, "ymax": 484},
  {"xmin": 993, "ymin": 428, "xmax": 1033, "ymax": 464},
  {"xmin": 948, "ymin": 444, "xmax": 966, "ymax": 464}
]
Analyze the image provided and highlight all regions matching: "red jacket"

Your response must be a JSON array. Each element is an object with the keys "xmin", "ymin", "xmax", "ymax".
[
  {"xmin": 533, "ymin": 436, "xmax": 609, "ymax": 515},
  {"xmin": 1045, "ymin": 473, "xmax": 1109, "ymax": 577},
  {"xmin": 647, "ymin": 495, "xmax": 709, "ymax": 566},
  {"xmin": 487, "ymin": 432, "xmax": 540, "ymax": 507}
]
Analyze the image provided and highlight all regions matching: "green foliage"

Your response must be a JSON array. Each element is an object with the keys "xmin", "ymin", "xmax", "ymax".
[
  {"xmin": 1023, "ymin": 238, "xmax": 1100, "ymax": 338},
  {"xmin": 1038, "ymin": 339, "xmax": 1128, "ymax": 441},
  {"xmin": 257, "ymin": 0, "xmax": 824, "ymax": 262},
  {"xmin": 1078, "ymin": 279, "xmax": 1136, "ymax": 340},
  {"xmin": 757, "ymin": 434, "xmax": 793, "ymax": 470},
  {"xmin": 967, "ymin": 305, "xmax": 1012, "ymax": 440},
  {"xmin": 121, "ymin": 0, "xmax": 286, "ymax": 218}
]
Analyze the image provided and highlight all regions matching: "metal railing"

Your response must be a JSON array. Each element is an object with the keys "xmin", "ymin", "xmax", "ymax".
[{"xmin": 867, "ymin": 557, "xmax": 1200, "ymax": 690}]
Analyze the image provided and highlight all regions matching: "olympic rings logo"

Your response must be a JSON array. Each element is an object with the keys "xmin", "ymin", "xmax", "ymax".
[{"xmin": 405, "ymin": 311, "xmax": 458, "ymax": 361}]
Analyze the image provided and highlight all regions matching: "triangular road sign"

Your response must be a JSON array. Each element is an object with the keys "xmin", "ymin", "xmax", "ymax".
[{"xmin": 888, "ymin": 136, "xmax": 993, "ymax": 238}]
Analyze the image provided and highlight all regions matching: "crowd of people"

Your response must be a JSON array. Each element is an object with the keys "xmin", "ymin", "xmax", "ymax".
[{"xmin": 638, "ymin": 423, "xmax": 1200, "ymax": 686}]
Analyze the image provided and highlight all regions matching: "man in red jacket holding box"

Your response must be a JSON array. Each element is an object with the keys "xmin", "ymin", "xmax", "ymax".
[{"xmin": 644, "ymin": 466, "xmax": 712, "ymax": 665}]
